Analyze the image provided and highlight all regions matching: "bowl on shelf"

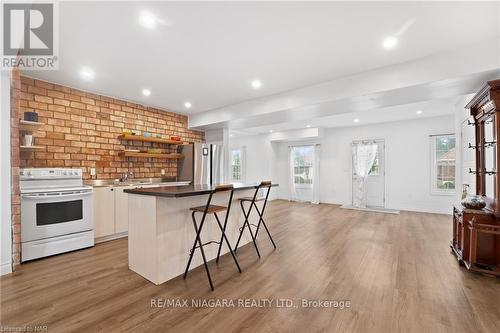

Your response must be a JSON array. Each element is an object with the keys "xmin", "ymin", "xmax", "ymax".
[{"xmin": 461, "ymin": 195, "xmax": 486, "ymax": 210}]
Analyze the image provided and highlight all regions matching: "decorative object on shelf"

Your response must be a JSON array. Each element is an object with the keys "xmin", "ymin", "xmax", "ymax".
[
  {"xmin": 147, "ymin": 148, "xmax": 165, "ymax": 154},
  {"xmin": 156, "ymin": 134, "xmax": 162, "ymax": 138},
  {"xmin": 122, "ymin": 129, "xmax": 133, "ymax": 135},
  {"xmin": 461, "ymin": 195, "xmax": 486, "ymax": 210},
  {"xmin": 24, "ymin": 111, "xmax": 38, "ymax": 122},
  {"xmin": 143, "ymin": 132, "xmax": 152, "ymax": 137},
  {"xmin": 24, "ymin": 134, "xmax": 33, "ymax": 147},
  {"xmin": 461, "ymin": 184, "xmax": 470, "ymax": 200},
  {"xmin": 170, "ymin": 136, "xmax": 181, "ymax": 141}
]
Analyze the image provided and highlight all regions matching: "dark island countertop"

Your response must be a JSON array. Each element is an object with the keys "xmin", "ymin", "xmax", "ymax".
[{"xmin": 124, "ymin": 183, "xmax": 278, "ymax": 198}]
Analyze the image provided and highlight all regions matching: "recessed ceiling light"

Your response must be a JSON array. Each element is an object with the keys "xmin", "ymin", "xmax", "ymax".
[
  {"xmin": 353, "ymin": 118, "xmax": 360, "ymax": 123},
  {"xmin": 306, "ymin": 125, "xmax": 311, "ymax": 128},
  {"xmin": 184, "ymin": 102, "xmax": 192, "ymax": 109},
  {"xmin": 229, "ymin": 134, "xmax": 233, "ymax": 137},
  {"xmin": 139, "ymin": 11, "xmax": 158, "ymax": 29},
  {"xmin": 416, "ymin": 110, "xmax": 423, "ymax": 115},
  {"xmin": 142, "ymin": 89, "xmax": 151, "ymax": 96},
  {"xmin": 269, "ymin": 130, "xmax": 273, "ymax": 133},
  {"xmin": 251, "ymin": 80, "xmax": 262, "ymax": 89},
  {"xmin": 79, "ymin": 67, "xmax": 95, "ymax": 81},
  {"xmin": 382, "ymin": 36, "xmax": 398, "ymax": 50}
]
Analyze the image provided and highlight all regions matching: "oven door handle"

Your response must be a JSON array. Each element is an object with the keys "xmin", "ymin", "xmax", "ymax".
[{"xmin": 21, "ymin": 191, "xmax": 93, "ymax": 200}]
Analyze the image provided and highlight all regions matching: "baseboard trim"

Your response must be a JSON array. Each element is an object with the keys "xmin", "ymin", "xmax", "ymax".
[
  {"xmin": 1, "ymin": 262, "xmax": 12, "ymax": 276},
  {"xmin": 341, "ymin": 205, "xmax": 400, "ymax": 215},
  {"xmin": 95, "ymin": 232, "xmax": 128, "ymax": 244}
]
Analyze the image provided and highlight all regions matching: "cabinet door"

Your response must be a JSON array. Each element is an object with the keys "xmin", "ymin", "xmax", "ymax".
[
  {"xmin": 93, "ymin": 187, "xmax": 116, "ymax": 238},
  {"xmin": 114, "ymin": 186, "xmax": 133, "ymax": 233}
]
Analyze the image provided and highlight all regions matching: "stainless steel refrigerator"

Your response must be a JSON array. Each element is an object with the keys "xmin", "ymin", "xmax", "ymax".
[{"xmin": 177, "ymin": 143, "xmax": 224, "ymax": 185}]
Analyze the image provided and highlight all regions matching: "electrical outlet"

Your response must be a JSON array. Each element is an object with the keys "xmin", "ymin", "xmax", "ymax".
[
  {"xmin": 161, "ymin": 169, "xmax": 165, "ymax": 175},
  {"xmin": 90, "ymin": 168, "xmax": 96, "ymax": 176}
]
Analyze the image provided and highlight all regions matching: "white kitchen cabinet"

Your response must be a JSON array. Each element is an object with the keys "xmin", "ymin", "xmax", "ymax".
[
  {"xmin": 93, "ymin": 187, "xmax": 116, "ymax": 238},
  {"xmin": 114, "ymin": 186, "xmax": 134, "ymax": 234},
  {"xmin": 92, "ymin": 182, "xmax": 190, "ymax": 243}
]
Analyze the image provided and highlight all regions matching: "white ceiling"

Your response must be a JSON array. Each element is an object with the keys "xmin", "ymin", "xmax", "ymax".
[
  {"xmin": 230, "ymin": 97, "xmax": 460, "ymax": 137},
  {"xmin": 25, "ymin": 1, "xmax": 500, "ymax": 115}
]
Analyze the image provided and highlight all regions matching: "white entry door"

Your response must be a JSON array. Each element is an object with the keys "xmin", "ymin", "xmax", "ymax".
[{"xmin": 365, "ymin": 140, "xmax": 385, "ymax": 207}]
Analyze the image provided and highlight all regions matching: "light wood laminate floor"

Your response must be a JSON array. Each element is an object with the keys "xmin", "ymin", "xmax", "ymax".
[{"xmin": 1, "ymin": 200, "xmax": 500, "ymax": 332}]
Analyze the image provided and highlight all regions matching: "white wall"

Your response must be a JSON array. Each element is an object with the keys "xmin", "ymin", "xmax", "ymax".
[
  {"xmin": 229, "ymin": 134, "xmax": 279, "ymax": 200},
  {"xmin": 318, "ymin": 115, "xmax": 456, "ymax": 214},
  {"xmin": 229, "ymin": 114, "xmax": 457, "ymax": 214},
  {"xmin": 1, "ymin": 71, "xmax": 12, "ymax": 275}
]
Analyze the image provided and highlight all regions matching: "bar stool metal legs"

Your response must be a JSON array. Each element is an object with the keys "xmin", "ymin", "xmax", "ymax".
[
  {"xmin": 184, "ymin": 211, "xmax": 213, "ymax": 290},
  {"xmin": 214, "ymin": 213, "xmax": 242, "ymax": 273},
  {"xmin": 183, "ymin": 184, "xmax": 241, "ymax": 291},
  {"xmin": 234, "ymin": 200, "xmax": 261, "ymax": 257},
  {"xmin": 251, "ymin": 195, "xmax": 277, "ymax": 249},
  {"xmin": 234, "ymin": 181, "xmax": 276, "ymax": 256}
]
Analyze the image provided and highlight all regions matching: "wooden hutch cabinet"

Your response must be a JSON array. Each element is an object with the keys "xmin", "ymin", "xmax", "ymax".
[{"xmin": 452, "ymin": 79, "xmax": 500, "ymax": 277}]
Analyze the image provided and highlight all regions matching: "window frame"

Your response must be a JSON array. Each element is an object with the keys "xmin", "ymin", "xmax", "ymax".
[{"xmin": 430, "ymin": 134, "xmax": 456, "ymax": 196}]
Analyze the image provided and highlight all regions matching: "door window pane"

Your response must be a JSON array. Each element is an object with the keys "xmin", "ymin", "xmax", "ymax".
[{"xmin": 369, "ymin": 149, "xmax": 379, "ymax": 176}]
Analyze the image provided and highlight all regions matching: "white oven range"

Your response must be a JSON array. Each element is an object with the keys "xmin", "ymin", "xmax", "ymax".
[{"xmin": 20, "ymin": 168, "xmax": 94, "ymax": 262}]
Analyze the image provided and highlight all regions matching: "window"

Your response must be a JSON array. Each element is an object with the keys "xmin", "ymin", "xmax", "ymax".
[
  {"xmin": 292, "ymin": 146, "xmax": 314, "ymax": 185},
  {"xmin": 231, "ymin": 149, "xmax": 242, "ymax": 181},
  {"xmin": 431, "ymin": 134, "xmax": 456, "ymax": 194}
]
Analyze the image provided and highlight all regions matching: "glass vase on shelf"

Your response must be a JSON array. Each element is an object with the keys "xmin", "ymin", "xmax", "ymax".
[{"xmin": 461, "ymin": 184, "xmax": 470, "ymax": 200}]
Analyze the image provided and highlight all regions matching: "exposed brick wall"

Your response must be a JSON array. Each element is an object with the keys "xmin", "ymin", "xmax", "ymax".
[
  {"xmin": 10, "ymin": 75, "xmax": 205, "ymax": 266},
  {"xmin": 16, "ymin": 76, "xmax": 204, "ymax": 179},
  {"xmin": 10, "ymin": 69, "xmax": 21, "ymax": 267}
]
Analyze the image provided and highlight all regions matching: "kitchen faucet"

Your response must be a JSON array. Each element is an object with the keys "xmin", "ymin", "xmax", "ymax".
[{"xmin": 121, "ymin": 171, "xmax": 134, "ymax": 182}]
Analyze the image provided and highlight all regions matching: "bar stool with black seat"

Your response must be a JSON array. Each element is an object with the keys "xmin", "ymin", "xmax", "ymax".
[
  {"xmin": 183, "ymin": 184, "xmax": 242, "ymax": 291},
  {"xmin": 233, "ymin": 181, "xmax": 276, "ymax": 257}
]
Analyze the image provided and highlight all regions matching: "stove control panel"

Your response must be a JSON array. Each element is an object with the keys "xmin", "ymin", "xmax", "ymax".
[{"xmin": 20, "ymin": 168, "xmax": 82, "ymax": 180}]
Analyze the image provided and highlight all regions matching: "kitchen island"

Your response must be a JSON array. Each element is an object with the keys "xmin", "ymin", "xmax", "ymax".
[{"xmin": 124, "ymin": 183, "xmax": 278, "ymax": 285}]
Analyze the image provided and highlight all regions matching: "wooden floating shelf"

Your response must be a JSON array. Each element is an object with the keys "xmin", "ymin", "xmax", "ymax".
[
  {"xmin": 118, "ymin": 134, "xmax": 184, "ymax": 145},
  {"xmin": 118, "ymin": 151, "xmax": 184, "ymax": 159},
  {"xmin": 19, "ymin": 120, "xmax": 44, "ymax": 131},
  {"xmin": 20, "ymin": 146, "xmax": 45, "ymax": 150}
]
